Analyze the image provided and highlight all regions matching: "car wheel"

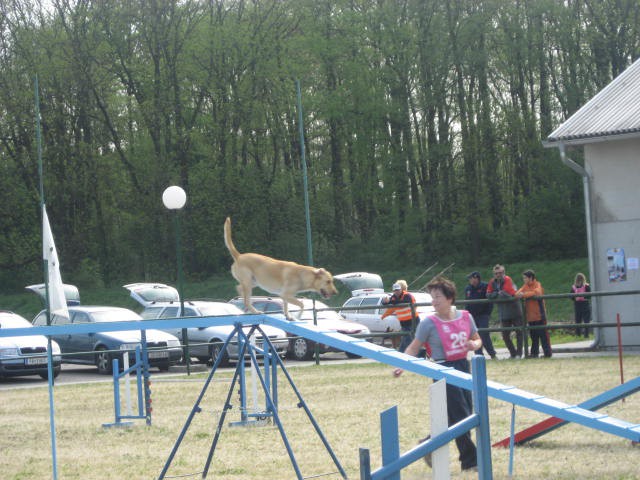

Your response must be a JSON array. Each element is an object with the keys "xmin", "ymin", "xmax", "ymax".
[
  {"xmin": 95, "ymin": 346, "xmax": 113, "ymax": 375},
  {"xmin": 157, "ymin": 362, "xmax": 170, "ymax": 372},
  {"xmin": 345, "ymin": 351, "xmax": 362, "ymax": 359},
  {"xmin": 290, "ymin": 337, "xmax": 314, "ymax": 361},
  {"xmin": 210, "ymin": 340, "xmax": 230, "ymax": 367}
]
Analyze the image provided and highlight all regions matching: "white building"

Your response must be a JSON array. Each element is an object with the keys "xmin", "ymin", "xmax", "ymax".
[{"xmin": 545, "ymin": 57, "xmax": 640, "ymax": 348}]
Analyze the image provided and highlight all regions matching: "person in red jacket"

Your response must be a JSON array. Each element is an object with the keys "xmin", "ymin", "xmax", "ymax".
[
  {"xmin": 516, "ymin": 269, "xmax": 552, "ymax": 358},
  {"xmin": 486, "ymin": 264, "xmax": 523, "ymax": 359}
]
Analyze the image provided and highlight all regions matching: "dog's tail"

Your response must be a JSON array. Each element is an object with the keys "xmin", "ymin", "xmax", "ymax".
[{"xmin": 224, "ymin": 217, "xmax": 241, "ymax": 260}]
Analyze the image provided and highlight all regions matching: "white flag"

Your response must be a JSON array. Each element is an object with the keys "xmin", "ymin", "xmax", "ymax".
[{"xmin": 43, "ymin": 205, "xmax": 69, "ymax": 319}]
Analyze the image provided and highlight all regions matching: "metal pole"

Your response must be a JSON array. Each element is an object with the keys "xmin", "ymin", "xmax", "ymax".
[
  {"xmin": 36, "ymin": 74, "xmax": 59, "ymax": 480},
  {"xmin": 616, "ymin": 313, "xmax": 624, "ymax": 389},
  {"xmin": 174, "ymin": 212, "xmax": 190, "ymax": 375},
  {"xmin": 558, "ymin": 144, "xmax": 598, "ymax": 346},
  {"xmin": 296, "ymin": 79, "xmax": 313, "ymax": 266},
  {"xmin": 472, "ymin": 355, "xmax": 493, "ymax": 480}
]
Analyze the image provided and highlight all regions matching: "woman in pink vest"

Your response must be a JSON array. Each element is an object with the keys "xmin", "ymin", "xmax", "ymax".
[
  {"xmin": 571, "ymin": 273, "xmax": 591, "ymax": 338},
  {"xmin": 393, "ymin": 276, "xmax": 480, "ymax": 472}
]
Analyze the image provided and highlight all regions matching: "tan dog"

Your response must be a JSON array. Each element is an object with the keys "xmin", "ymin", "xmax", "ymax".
[{"xmin": 224, "ymin": 217, "xmax": 338, "ymax": 319}]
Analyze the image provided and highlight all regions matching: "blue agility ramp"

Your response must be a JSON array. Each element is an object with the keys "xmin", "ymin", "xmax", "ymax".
[
  {"xmin": 258, "ymin": 315, "xmax": 640, "ymax": 443},
  {"xmin": 493, "ymin": 375, "xmax": 640, "ymax": 447}
]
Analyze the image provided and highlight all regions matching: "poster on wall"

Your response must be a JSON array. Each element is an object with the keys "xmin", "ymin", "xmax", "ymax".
[{"xmin": 607, "ymin": 247, "xmax": 627, "ymax": 282}]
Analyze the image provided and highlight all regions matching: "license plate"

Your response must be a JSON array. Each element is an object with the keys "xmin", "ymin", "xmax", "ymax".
[
  {"xmin": 148, "ymin": 351, "xmax": 168, "ymax": 359},
  {"xmin": 26, "ymin": 357, "xmax": 48, "ymax": 365}
]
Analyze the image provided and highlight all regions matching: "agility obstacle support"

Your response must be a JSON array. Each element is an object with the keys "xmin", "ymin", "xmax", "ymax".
[
  {"xmin": 102, "ymin": 344, "xmax": 152, "ymax": 428},
  {"xmin": 157, "ymin": 322, "xmax": 347, "ymax": 480}
]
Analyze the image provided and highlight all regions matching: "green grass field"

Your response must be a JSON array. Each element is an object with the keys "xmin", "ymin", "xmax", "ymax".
[{"xmin": 1, "ymin": 355, "xmax": 638, "ymax": 479}]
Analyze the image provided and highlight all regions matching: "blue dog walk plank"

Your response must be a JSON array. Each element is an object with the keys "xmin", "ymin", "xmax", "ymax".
[{"xmin": 261, "ymin": 315, "xmax": 640, "ymax": 443}]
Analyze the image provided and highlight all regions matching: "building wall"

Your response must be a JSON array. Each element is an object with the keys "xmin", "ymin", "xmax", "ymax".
[{"xmin": 586, "ymin": 138, "xmax": 640, "ymax": 347}]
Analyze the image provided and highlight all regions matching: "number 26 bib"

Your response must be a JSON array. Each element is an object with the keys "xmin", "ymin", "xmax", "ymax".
[{"xmin": 429, "ymin": 311, "xmax": 472, "ymax": 361}]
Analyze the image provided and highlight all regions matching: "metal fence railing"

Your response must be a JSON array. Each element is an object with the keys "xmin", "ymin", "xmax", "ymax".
[{"xmin": 334, "ymin": 289, "xmax": 640, "ymax": 359}]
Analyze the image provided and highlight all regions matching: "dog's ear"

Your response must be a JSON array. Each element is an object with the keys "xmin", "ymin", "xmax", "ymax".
[{"xmin": 314, "ymin": 268, "xmax": 326, "ymax": 276}]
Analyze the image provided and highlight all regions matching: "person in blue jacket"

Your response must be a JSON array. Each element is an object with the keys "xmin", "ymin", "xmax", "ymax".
[{"xmin": 464, "ymin": 271, "xmax": 497, "ymax": 359}]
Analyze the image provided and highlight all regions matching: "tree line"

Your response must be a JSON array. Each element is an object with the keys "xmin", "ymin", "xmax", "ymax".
[{"xmin": 1, "ymin": 0, "xmax": 638, "ymax": 291}]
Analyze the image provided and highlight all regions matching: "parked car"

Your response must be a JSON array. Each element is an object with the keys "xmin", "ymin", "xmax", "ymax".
[
  {"xmin": 334, "ymin": 272, "xmax": 384, "ymax": 291},
  {"xmin": 25, "ymin": 283, "xmax": 81, "ymax": 306},
  {"xmin": 229, "ymin": 296, "xmax": 372, "ymax": 361},
  {"xmin": 0, "ymin": 311, "xmax": 62, "ymax": 380},
  {"xmin": 124, "ymin": 283, "xmax": 289, "ymax": 367},
  {"xmin": 32, "ymin": 306, "xmax": 183, "ymax": 374},
  {"xmin": 340, "ymin": 289, "xmax": 434, "ymax": 334}
]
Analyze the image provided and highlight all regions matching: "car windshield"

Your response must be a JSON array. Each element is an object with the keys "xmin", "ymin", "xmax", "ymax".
[
  {"xmin": 197, "ymin": 304, "xmax": 243, "ymax": 316},
  {"xmin": 0, "ymin": 314, "xmax": 32, "ymax": 328},
  {"xmin": 90, "ymin": 310, "xmax": 141, "ymax": 323}
]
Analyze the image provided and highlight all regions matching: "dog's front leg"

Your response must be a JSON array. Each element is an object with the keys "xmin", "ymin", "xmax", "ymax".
[{"xmin": 282, "ymin": 296, "xmax": 304, "ymax": 320}]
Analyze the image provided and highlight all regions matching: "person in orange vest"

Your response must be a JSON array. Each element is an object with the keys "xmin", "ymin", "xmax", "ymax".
[
  {"xmin": 381, "ymin": 280, "xmax": 416, "ymax": 352},
  {"xmin": 516, "ymin": 269, "xmax": 552, "ymax": 358}
]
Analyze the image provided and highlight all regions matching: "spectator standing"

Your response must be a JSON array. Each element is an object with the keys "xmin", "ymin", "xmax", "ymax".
[
  {"xmin": 393, "ymin": 276, "xmax": 480, "ymax": 472},
  {"xmin": 381, "ymin": 280, "xmax": 416, "ymax": 352},
  {"xmin": 571, "ymin": 273, "xmax": 592, "ymax": 338},
  {"xmin": 516, "ymin": 270, "xmax": 552, "ymax": 358},
  {"xmin": 486, "ymin": 264, "xmax": 524, "ymax": 359},
  {"xmin": 464, "ymin": 271, "xmax": 497, "ymax": 359}
]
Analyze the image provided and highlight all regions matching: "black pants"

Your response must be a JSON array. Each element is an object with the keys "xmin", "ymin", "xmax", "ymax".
[
  {"xmin": 528, "ymin": 320, "xmax": 552, "ymax": 357},
  {"xmin": 440, "ymin": 358, "xmax": 477, "ymax": 470},
  {"xmin": 574, "ymin": 302, "xmax": 591, "ymax": 337},
  {"xmin": 399, "ymin": 321, "xmax": 412, "ymax": 352},
  {"xmin": 501, "ymin": 316, "xmax": 523, "ymax": 357},
  {"xmin": 473, "ymin": 314, "xmax": 496, "ymax": 357}
]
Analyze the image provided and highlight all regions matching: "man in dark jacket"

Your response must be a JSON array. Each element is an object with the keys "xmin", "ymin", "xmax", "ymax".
[{"xmin": 464, "ymin": 271, "xmax": 497, "ymax": 359}]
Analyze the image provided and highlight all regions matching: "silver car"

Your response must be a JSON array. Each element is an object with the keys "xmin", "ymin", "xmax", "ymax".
[
  {"xmin": 32, "ymin": 306, "xmax": 183, "ymax": 374},
  {"xmin": 229, "ymin": 296, "xmax": 372, "ymax": 361},
  {"xmin": 340, "ymin": 289, "xmax": 435, "ymax": 337},
  {"xmin": 0, "ymin": 311, "xmax": 62, "ymax": 380},
  {"xmin": 124, "ymin": 283, "xmax": 289, "ymax": 366}
]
